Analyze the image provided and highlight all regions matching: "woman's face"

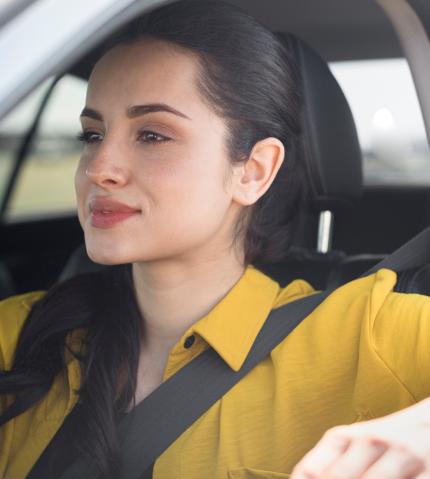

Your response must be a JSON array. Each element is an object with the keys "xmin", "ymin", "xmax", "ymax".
[{"xmin": 75, "ymin": 39, "xmax": 244, "ymax": 265}]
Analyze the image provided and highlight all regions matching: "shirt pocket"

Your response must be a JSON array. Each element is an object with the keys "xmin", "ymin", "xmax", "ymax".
[{"xmin": 228, "ymin": 467, "xmax": 290, "ymax": 479}]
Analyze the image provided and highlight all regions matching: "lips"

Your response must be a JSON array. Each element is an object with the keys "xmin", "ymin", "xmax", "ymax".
[{"xmin": 89, "ymin": 197, "xmax": 141, "ymax": 229}]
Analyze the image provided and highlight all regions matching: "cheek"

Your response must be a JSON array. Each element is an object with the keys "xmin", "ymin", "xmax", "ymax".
[
  {"xmin": 141, "ymin": 149, "xmax": 232, "ymax": 230},
  {"xmin": 74, "ymin": 160, "xmax": 89, "ymax": 224}
]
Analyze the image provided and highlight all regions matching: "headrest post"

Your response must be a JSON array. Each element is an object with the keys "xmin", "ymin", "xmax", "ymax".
[{"xmin": 317, "ymin": 210, "xmax": 333, "ymax": 253}]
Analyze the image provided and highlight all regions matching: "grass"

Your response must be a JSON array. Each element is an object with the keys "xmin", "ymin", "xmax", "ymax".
[{"xmin": 0, "ymin": 153, "xmax": 79, "ymax": 218}]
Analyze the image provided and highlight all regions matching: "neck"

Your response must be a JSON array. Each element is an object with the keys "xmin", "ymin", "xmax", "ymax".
[{"xmin": 132, "ymin": 254, "xmax": 246, "ymax": 353}]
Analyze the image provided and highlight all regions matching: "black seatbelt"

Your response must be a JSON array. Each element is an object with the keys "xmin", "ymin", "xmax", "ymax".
[
  {"xmin": 99, "ymin": 291, "xmax": 330, "ymax": 479},
  {"xmin": 27, "ymin": 226, "xmax": 430, "ymax": 479},
  {"xmin": 28, "ymin": 290, "xmax": 330, "ymax": 479},
  {"xmin": 363, "ymin": 226, "xmax": 430, "ymax": 276}
]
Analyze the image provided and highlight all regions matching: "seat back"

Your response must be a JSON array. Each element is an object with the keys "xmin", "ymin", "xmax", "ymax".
[
  {"xmin": 260, "ymin": 34, "xmax": 366, "ymax": 288},
  {"xmin": 0, "ymin": 262, "xmax": 15, "ymax": 300}
]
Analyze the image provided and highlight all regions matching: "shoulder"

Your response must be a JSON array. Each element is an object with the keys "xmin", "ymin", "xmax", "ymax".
[
  {"xmin": 274, "ymin": 277, "xmax": 316, "ymax": 308},
  {"xmin": 335, "ymin": 267, "xmax": 430, "ymax": 330},
  {"xmin": 318, "ymin": 267, "xmax": 399, "ymax": 312},
  {"xmin": 371, "ymin": 274, "xmax": 430, "ymax": 355},
  {"xmin": 0, "ymin": 291, "xmax": 46, "ymax": 369},
  {"xmin": 297, "ymin": 267, "xmax": 430, "ymax": 367},
  {"xmin": 308, "ymin": 267, "xmax": 430, "ymax": 337},
  {"xmin": 272, "ymin": 268, "xmax": 400, "ymax": 347},
  {"xmin": 275, "ymin": 267, "xmax": 399, "ymax": 317}
]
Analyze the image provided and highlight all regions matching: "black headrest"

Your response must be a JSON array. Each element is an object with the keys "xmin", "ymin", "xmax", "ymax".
[{"xmin": 286, "ymin": 34, "xmax": 363, "ymax": 212}]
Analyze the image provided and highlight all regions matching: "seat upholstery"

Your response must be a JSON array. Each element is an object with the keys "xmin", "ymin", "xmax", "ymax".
[
  {"xmin": 290, "ymin": 34, "xmax": 363, "ymax": 213},
  {"xmin": 258, "ymin": 34, "xmax": 367, "ymax": 289},
  {"xmin": 58, "ymin": 244, "xmax": 105, "ymax": 283},
  {"xmin": 0, "ymin": 262, "xmax": 15, "ymax": 300}
]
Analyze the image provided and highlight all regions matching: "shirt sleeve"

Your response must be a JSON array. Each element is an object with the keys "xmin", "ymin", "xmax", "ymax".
[
  {"xmin": 0, "ymin": 291, "xmax": 46, "ymax": 371},
  {"xmin": 0, "ymin": 291, "xmax": 46, "ymax": 419},
  {"xmin": 372, "ymin": 290, "xmax": 430, "ymax": 402}
]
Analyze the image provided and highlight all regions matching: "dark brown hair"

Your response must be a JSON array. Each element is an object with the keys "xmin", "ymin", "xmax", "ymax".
[
  {"xmin": 0, "ymin": 1, "xmax": 303, "ymax": 477},
  {"xmin": 110, "ymin": 0, "xmax": 303, "ymax": 266}
]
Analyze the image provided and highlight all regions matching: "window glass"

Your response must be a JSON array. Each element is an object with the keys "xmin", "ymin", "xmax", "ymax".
[
  {"xmin": 329, "ymin": 59, "xmax": 430, "ymax": 185},
  {"xmin": 0, "ymin": 80, "xmax": 50, "ymax": 203},
  {"xmin": 1, "ymin": 75, "xmax": 86, "ymax": 220}
]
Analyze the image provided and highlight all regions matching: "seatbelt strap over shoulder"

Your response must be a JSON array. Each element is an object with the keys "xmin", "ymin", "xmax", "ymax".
[
  {"xmin": 363, "ymin": 225, "xmax": 430, "ymax": 276},
  {"xmin": 30, "ymin": 226, "xmax": 430, "ymax": 479},
  {"xmin": 113, "ymin": 225, "xmax": 430, "ymax": 479},
  {"xmin": 58, "ymin": 290, "xmax": 331, "ymax": 479}
]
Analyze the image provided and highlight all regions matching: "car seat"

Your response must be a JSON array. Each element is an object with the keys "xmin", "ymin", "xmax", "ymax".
[
  {"xmin": 259, "ymin": 34, "xmax": 374, "ymax": 289},
  {"xmin": 0, "ymin": 262, "xmax": 15, "ymax": 300}
]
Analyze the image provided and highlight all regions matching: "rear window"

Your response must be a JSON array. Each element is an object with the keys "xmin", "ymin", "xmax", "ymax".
[{"xmin": 329, "ymin": 58, "xmax": 430, "ymax": 186}]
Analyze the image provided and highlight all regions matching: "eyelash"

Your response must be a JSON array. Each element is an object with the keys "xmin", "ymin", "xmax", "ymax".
[{"xmin": 76, "ymin": 130, "xmax": 171, "ymax": 145}]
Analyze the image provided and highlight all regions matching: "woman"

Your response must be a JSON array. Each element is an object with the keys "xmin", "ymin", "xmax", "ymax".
[{"xmin": 0, "ymin": 1, "xmax": 430, "ymax": 478}]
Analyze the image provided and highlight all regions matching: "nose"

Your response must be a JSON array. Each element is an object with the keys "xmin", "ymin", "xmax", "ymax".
[{"xmin": 84, "ymin": 141, "xmax": 129, "ymax": 189}]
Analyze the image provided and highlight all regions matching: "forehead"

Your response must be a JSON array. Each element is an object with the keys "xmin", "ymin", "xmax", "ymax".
[{"xmin": 86, "ymin": 38, "xmax": 203, "ymax": 113}]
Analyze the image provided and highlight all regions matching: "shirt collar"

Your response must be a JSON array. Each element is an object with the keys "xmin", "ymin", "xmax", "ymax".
[
  {"xmin": 190, "ymin": 265, "xmax": 310, "ymax": 372},
  {"xmin": 63, "ymin": 265, "xmax": 314, "ymax": 377}
]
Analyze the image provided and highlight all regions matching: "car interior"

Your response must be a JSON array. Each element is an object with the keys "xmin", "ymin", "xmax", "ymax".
[{"xmin": 0, "ymin": 0, "xmax": 430, "ymax": 299}]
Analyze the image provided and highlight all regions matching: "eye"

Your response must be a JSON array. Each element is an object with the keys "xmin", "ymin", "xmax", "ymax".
[
  {"xmin": 138, "ymin": 130, "xmax": 171, "ymax": 144},
  {"xmin": 77, "ymin": 130, "xmax": 103, "ymax": 144}
]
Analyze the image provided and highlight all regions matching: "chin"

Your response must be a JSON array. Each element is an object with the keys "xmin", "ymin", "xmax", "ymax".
[
  {"xmin": 84, "ymin": 241, "xmax": 130, "ymax": 266},
  {"xmin": 86, "ymin": 251, "xmax": 124, "ymax": 266}
]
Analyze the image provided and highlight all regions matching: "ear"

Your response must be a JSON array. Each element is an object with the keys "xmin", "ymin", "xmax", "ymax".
[{"xmin": 232, "ymin": 137, "xmax": 285, "ymax": 206}]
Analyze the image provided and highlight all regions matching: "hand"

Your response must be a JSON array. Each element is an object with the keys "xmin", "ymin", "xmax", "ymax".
[{"xmin": 290, "ymin": 398, "xmax": 430, "ymax": 479}]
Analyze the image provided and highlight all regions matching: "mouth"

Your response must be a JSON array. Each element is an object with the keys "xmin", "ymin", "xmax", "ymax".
[{"xmin": 89, "ymin": 197, "xmax": 141, "ymax": 229}]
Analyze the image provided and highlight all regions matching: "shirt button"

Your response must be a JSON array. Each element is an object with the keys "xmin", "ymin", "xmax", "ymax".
[{"xmin": 184, "ymin": 335, "xmax": 195, "ymax": 349}]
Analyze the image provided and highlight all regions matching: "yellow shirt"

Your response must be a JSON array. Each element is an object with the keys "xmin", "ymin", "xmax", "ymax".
[{"xmin": 0, "ymin": 265, "xmax": 430, "ymax": 479}]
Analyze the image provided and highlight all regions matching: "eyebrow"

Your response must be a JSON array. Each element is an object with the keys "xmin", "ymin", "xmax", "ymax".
[{"xmin": 80, "ymin": 103, "xmax": 191, "ymax": 121}]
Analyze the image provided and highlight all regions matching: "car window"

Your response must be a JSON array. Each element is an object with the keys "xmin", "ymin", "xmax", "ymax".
[
  {"xmin": 0, "ymin": 80, "xmax": 48, "ymax": 204},
  {"xmin": 329, "ymin": 58, "xmax": 430, "ymax": 186},
  {"xmin": 0, "ymin": 75, "xmax": 86, "ymax": 220}
]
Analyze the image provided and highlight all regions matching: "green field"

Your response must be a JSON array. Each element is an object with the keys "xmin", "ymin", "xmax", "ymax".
[{"xmin": 0, "ymin": 153, "xmax": 80, "ymax": 218}]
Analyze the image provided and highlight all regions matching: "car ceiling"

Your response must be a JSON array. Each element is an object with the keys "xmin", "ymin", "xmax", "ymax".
[
  {"xmin": 228, "ymin": 0, "xmax": 430, "ymax": 62},
  {"xmin": 70, "ymin": 0, "xmax": 430, "ymax": 80}
]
